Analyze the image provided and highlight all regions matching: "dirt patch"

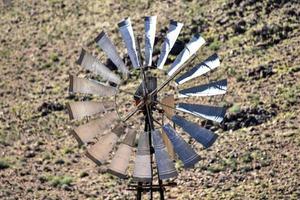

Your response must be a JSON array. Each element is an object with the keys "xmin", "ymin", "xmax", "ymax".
[
  {"xmin": 37, "ymin": 102, "xmax": 65, "ymax": 116},
  {"xmin": 221, "ymin": 105, "xmax": 278, "ymax": 131}
]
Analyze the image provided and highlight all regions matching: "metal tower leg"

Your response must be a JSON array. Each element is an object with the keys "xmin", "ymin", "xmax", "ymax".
[{"xmin": 136, "ymin": 182, "xmax": 142, "ymax": 200}]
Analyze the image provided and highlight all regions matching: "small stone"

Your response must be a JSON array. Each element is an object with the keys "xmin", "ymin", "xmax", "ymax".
[
  {"xmin": 24, "ymin": 151, "xmax": 36, "ymax": 158},
  {"xmin": 97, "ymin": 166, "xmax": 107, "ymax": 174},
  {"xmin": 37, "ymin": 102, "xmax": 65, "ymax": 116},
  {"xmin": 233, "ymin": 20, "xmax": 247, "ymax": 34},
  {"xmin": 62, "ymin": 184, "xmax": 72, "ymax": 191},
  {"xmin": 54, "ymin": 159, "xmax": 65, "ymax": 165}
]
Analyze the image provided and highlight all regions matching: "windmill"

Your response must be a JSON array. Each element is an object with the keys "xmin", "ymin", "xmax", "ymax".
[{"xmin": 67, "ymin": 16, "xmax": 227, "ymax": 199}]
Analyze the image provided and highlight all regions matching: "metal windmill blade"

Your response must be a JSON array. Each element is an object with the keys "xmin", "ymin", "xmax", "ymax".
[
  {"xmin": 69, "ymin": 75, "xmax": 118, "ymax": 96},
  {"xmin": 175, "ymin": 53, "xmax": 220, "ymax": 85},
  {"xmin": 160, "ymin": 94, "xmax": 226, "ymax": 124},
  {"xmin": 66, "ymin": 101, "xmax": 115, "ymax": 120},
  {"xmin": 144, "ymin": 16, "xmax": 157, "ymax": 67},
  {"xmin": 178, "ymin": 79, "xmax": 227, "ymax": 97},
  {"xmin": 162, "ymin": 124, "xmax": 201, "ymax": 168},
  {"xmin": 132, "ymin": 131, "xmax": 152, "ymax": 182},
  {"xmin": 157, "ymin": 20, "xmax": 183, "ymax": 69},
  {"xmin": 76, "ymin": 48, "xmax": 121, "ymax": 85},
  {"xmin": 176, "ymin": 103, "xmax": 226, "ymax": 123},
  {"xmin": 161, "ymin": 127, "xmax": 176, "ymax": 160},
  {"xmin": 65, "ymin": 16, "xmax": 228, "ymax": 200},
  {"xmin": 71, "ymin": 111, "xmax": 118, "ymax": 145},
  {"xmin": 159, "ymin": 93, "xmax": 224, "ymax": 148},
  {"xmin": 151, "ymin": 129, "xmax": 178, "ymax": 179},
  {"xmin": 160, "ymin": 95, "xmax": 177, "ymax": 160},
  {"xmin": 171, "ymin": 115, "xmax": 218, "ymax": 149},
  {"xmin": 167, "ymin": 34, "xmax": 206, "ymax": 76},
  {"xmin": 108, "ymin": 128, "xmax": 137, "ymax": 178},
  {"xmin": 118, "ymin": 17, "xmax": 140, "ymax": 68},
  {"xmin": 86, "ymin": 124, "xmax": 125, "ymax": 165},
  {"xmin": 95, "ymin": 31, "xmax": 129, "ymax": 77}
]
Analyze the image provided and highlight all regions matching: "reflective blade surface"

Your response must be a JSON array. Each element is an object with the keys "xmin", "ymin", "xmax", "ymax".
[
  {"xmin": 152, "ymin": 129, "xmax": 178, "ymax": 179},
  {"xmin": 95, "ymin": 31, "xmax": 129, "ymax": 76},
  {"xmin": 157, "ymin": 20, "xmax": 183, "ymax": 69},
  {"xmin": 176, "ymin": 103, "xmax": 226, "ymax": 123},
  {"xmin": 175, "ymin": 53, "xmax": 220, "ymax": 85},
  {"xmin": 69, "ymin": 75, "xmax": 118, "ymax": 97},
  {"xmin": 167, "ymin": 34, "xmax": 206, "ymax": 76},
  {"xmin": 132, "ymin": 132, "xmax": 152, "ymax": 182},
  {"xmin": 171, "ymin": 115, "xmax": 218, "ymax": 148},
  {"xmin": 86, "ymin": 131, "xmax": 119, "ymax": 165},
  {"xmin": 76, "ymin": 49, "xmax": 121, "ymax": 84},
  {"xmin": 178, "ymin": 79, "xmax": 227, "ymax": 98},
  {"xmin": 108, "ymin": 128, "xmax": 137, "ymax": 178},
  {"xmin": 118, "ymin": 18, "xmax": 140, "ymax": 68},
  {"xmin": 144, "ymin": 16, "xmax": 157, "ymax": 66},
  {"xmin": 162, "ymin": 124, "xmax": 200, "ymax": 168}
]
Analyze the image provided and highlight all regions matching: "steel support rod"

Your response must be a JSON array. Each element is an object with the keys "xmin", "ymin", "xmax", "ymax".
[
  {"xmin": 122, "ymin": 55, "xmax": 197, "ymax": 122},
  {"xmin": 134, "ymin": 36, "xmax": 165, "ymax": 200},
  {"xmin": 131, "ymin": 36, "xmax": 197, "ymax": 199}
]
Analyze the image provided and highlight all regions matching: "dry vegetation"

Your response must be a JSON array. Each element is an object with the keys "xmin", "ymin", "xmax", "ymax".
[{"xmin": 0, "ymin": 0, "xmax": 299, "ymax": 199}]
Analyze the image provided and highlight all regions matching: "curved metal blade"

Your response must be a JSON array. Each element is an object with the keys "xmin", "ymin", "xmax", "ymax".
[
  {"xmin": 167, "ymin": 34, "xmax": 206, "ymax": 76},
  {"xmin": 66, "ymin": 101, "xmax": 115, "ymax": 120},
  {"xmin": 171, "ymin": 115, "xmax": 218, "ymax": 148},
  {"xmin": 76, "ymin": 48, "xmax": 121, "ymax": 85},
  {"xmin": 175, "ymin": 53, "xmax": 220, "ymax": 85},
  {"xmin": 161, "ymin": 95, "xmax": 175, "ymax": 119},
  {"xmin": 107, "ymin": 143, "xmax": 133, "ymax": 178},
  {"xmin": 144, "ymin": 16, "xmax": 157, "ymax": 66},
  {"xmin": 69, "ymin": 75, "xmax": 118, "ymax": 97},
  {"xmin": 86, "ymin": 124, "xmax": 125, "ymax": 165},
  {"xmin": 86, "ymin": 132, "xmax": 118, "ymax": 165},
  {"xmin": 162, "ymin": 124, "xmax": 200, "ymax": 168},
  {"xmin": 107, "ymin": 128, "xmax": 137, "ymax": 178},
  {"xmin": 161, "ymin": 128, "xmax": 175, "ymax": 160},
  {"xmin": 122, "ymin": 128, "xmax": 137, "ymax": 147},
  {"xmin": 132, "ymin": 132, "xmax": 152, "ymax": 182},
  {"xmin": 178, "ymin": 79, "xmax": 227, "ymax": 98},
  {"xmin": 71, "ymin": 112, "xmax": 118, "ymax": 145},
  {"xmin": 95, "ymin": 31, "xmax": 129, "ymax": 76},
  {"xmin": 157, "ymin": 20, "xmax": 183, "ymax": 69},
  {"xmin": 152, "ymin": 129, "xmax": 178, "ymax": 179},
  {"xmin": 176, "ymin": 103, "xmax": 226, "ymax": 123},
  {"xmin": 118, "ymin": 18, "xmax": 140, "ymax": 68}
]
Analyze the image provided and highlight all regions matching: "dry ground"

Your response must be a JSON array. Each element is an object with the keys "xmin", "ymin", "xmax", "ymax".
[{"xmin": 0, "ymin": 0, "xmax": 299, "ymax": 199}]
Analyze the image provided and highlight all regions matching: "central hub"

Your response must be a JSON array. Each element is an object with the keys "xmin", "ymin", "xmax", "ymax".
[{"xmin": 134, "ymin": 73, "xmax": 158, "ymax": 108}]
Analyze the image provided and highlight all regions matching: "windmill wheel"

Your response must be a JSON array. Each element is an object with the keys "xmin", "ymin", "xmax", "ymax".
[{"xmin": 67, "ymin": 16, "xmax": 227, "ymax": 198}]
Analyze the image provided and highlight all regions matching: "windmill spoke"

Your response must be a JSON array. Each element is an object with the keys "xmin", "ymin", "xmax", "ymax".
[
  {"xmin": 150, "ymin": 55, "xmax": 198, "ymax": 97},
  {"xmin": 118, "ymin": 88, "xmax": 143, "ymax": 99}
]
